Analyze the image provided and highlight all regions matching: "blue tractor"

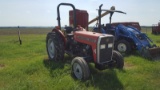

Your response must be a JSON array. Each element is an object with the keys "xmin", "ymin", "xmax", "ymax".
[{"xmin": 93, "ymin": 4, "xmax": 160, "ymax": 59}]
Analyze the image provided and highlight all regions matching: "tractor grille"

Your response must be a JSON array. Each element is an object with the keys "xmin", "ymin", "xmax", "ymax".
[{"xmin": 97, "ymin": 36, "xmax": 114, "ymax": 64}]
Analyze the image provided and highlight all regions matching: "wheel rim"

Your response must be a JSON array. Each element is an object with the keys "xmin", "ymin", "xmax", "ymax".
[
  {"xmin": 117, "ymin": 43, "xmax": 127, "ymax": 52},
  {"xmin": 48, "ymin": 39, "xmax": 55, "ymax": 59},
  {"xmin": 73, "ymin": 63, "xmax": 83, "ymax": 79}
]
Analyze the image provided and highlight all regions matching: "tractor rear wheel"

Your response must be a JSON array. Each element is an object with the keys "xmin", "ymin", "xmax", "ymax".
[
  {"xmin": 110, "ymin": 50, "xmax": 124, "ymax": 69},
  {"xmin": 71, "ymin": 57, "xmax": 90, "ymax": 80},
  {"xmin": 46, "ymin": 32, "xmax": 64, "ymax": 61},
  {"xmin": 115, "ymin": 40, "xmax": 131, "ymax": 53}
]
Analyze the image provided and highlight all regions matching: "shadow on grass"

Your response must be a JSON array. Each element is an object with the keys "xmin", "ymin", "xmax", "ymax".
[
  {"xmin": 121, "ymin": 51, "xmax": 140, "ymax": 57},
  {"xmin": 43, "ymin": 55, "xmax": 72, "ymax": 77},
  {"xmin": 43, "ymin": 55, "xmax": 125, "ymax": 90},
  {"xmin": 85, "ymin": 64, "xmax": 125, "ymax": 90},
  {"xmin": 43, "ymin": 59, "xmax": 67, "ymax": 70}
]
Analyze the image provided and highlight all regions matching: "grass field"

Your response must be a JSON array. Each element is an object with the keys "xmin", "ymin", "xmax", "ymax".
[{"xmin": 0, "ymin": 27, "xmax": 160, "ymax": 90}]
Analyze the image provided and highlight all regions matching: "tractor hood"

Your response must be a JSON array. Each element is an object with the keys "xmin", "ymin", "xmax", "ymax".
[
  {"xmin": 74, "ymin": 31, "xmax": 115, "ymax": 63},
  {"xmin": 74, "ymin": 31, "xmax": 113, "ymax": 45}
]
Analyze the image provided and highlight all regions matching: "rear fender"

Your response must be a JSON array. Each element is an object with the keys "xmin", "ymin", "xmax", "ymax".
[{"xmin": 52, "ymin": 28, "xmax": 66, "ymax": 48}]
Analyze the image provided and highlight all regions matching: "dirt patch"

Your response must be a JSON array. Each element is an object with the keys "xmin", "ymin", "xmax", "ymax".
[
  {"xmin": 0, "ymin": 64, "xmax": 5, "ymax": 68},
  {"xmin": 124, "ymin": 62, "xmax": 136, "ymax": 69}
]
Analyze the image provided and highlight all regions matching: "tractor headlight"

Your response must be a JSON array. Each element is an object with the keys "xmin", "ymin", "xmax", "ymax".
[
  {"xmin": 108, "ymin": 43, "xmax": 113, "ymax": 48},
  {"xmin": 100, "ymin": 44, "xmax": 106, "ymax": 49}
]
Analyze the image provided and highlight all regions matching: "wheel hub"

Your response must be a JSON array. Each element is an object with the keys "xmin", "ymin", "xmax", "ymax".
[
  {"xmin": 118, "ymin": 43, "xmax": 127, "ymax": 52},
  {"xmin": 73, "ymin": 63, "xmax": 82, "ymax": 79},
  {"xmin": 48, "ymin": 39, "xmax": 55, "ymax": 58}
]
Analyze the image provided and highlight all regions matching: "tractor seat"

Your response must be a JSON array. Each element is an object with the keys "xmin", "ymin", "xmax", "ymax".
[
  {"xmin": 65, "ymin": 26, "xmax": 73, "ymax": 34},
  {"xmin": 67, "ymin": 33, "xmax": 74, "ymax": 37}
]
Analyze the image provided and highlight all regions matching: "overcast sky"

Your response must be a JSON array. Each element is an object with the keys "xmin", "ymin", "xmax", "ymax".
[{"xmin": 0, "ymin": 0, "xmax": 160, "ymax": 26}]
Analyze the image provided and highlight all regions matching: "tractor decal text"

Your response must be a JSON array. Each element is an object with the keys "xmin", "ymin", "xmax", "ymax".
[{"xmin": 76, "ymin": 35, "xmax": 96, "ymax": 43}]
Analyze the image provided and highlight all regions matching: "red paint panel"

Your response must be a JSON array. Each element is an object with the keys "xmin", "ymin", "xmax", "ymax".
[
  {"xmin": 52, "ymin": 28, "xmax": 66, "ymax": 48},
  {"xmin": 110, "ymin": 22, "xmax": 141, "ymax": 30},
  {"xmin": 69, "ymin": 9, "xmax": 88, "ymax": 30}
]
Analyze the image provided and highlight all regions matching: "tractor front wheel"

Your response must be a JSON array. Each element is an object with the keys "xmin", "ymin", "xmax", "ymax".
[
  {"xmin": 71, "ymin": 57, "xmax": 90, "ymax": 80},
  {"xmin": 110, "ymin": 50, "xmax": 124, "ymax": 69}
]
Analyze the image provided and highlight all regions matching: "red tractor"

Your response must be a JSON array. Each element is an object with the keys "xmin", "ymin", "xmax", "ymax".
[
  {"xmin": 46, "ymin": 3, "xmax": 124, "ymax": 80},
  {"xmin": 152, "ymin": 21, "xmax": 160, "ymax": 34}
]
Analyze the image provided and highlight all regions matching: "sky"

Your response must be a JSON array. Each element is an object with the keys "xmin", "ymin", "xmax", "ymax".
[{"xmin": 0, "ymin": 0, "xmax": 160, "ymax": 27}]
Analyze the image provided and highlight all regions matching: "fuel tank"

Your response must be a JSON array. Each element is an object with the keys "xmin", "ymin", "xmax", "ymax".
[{"xmin": 69, "ymin": 9, "xmax": 88, "ymax": 30}]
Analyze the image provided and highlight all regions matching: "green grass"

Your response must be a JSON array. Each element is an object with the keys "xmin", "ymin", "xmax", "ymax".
[{"xmin": 0, "ymin": 28, "xmax": 160, "ymax": 90}]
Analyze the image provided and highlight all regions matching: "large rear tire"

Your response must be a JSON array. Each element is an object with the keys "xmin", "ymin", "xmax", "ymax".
[
  {"xmin": 46, "ymin": 32, "xmax": 64, "ymax": 61},
  {"xmin": 71, "ymin": 57, "xmax": 90, "ymax": 80},
  {"xmin": 110, "ymin": 50, "xmax": 124, "ymax": 69},
  {"xmin": 115, "ymin": 40, "xmax": 131, "ymax": 53}
]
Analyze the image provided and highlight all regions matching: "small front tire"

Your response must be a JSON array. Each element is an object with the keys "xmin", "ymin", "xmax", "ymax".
[
  {"xmin": 71, "ymin": 57, "xmax": 90, "ymax": 80},
  {"xmin": 110, "ymin": 50, "xmax": 124, "ymax": 69}
]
